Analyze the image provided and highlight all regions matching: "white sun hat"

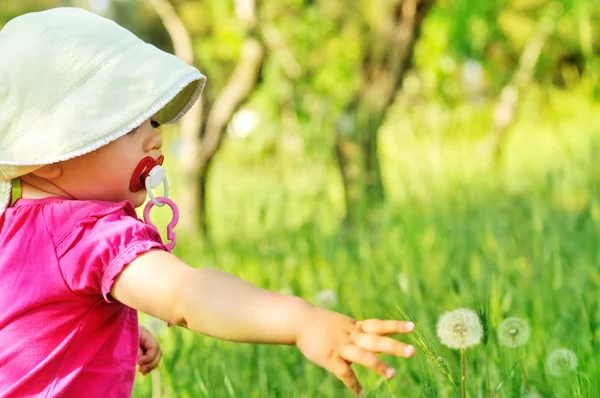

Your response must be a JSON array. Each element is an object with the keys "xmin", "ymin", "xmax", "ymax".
[{"xmin": 0, "ymin": 7, "xmax": 206, "ymax": 214}]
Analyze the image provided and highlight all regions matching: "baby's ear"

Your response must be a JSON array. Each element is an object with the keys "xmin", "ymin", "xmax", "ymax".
[{"xmin": 32, "ymin": 163, "xmax": 63, "ymax": 179}]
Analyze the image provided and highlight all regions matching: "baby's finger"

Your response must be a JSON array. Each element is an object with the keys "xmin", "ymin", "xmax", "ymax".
[
  {"xmin": 138, "ymin": 345, "xmax": 161, "ymax": 365},
  {"xmin": 353, "ymin": 333, "xmax": 415, "ymax": 358},
  {"xmin": 340, "ymin": 344, "xmax": 395, "ymax": 380},
  {"xmin": 328, "ymin": 357, "xmax": 364, "ymax": 396},
  {"xmin": 138, "ymin": 353, "xmax": 153, "ymax": 366},
  {"xmin": 142, "ymin": 345, "xmax": 159, "ymax": 360},
  {"xmin": 357, "ymin": 320, "xmax": 415, "ymax": 335},
  {"xmin": 140, "ymin": 350, "xmax": 162, "ymax": 374}
]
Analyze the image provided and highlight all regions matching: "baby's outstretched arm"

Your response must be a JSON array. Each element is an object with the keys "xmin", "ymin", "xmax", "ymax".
[{"xmin": 111, "ymin": 250, "xmax": 415, "ymax": 396}]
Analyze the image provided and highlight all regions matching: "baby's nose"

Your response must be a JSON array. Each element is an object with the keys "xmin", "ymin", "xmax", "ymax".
[
  {"xmin": 144, "ymin": 131, "xmax": 163, "ymax": 152},
  {"xmin": 153, "ymin": 133, "xmax": 163, "ymax": 150}
]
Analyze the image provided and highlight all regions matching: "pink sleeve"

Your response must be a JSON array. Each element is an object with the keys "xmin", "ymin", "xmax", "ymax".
[{"xmin": 55, "ymin": 203, "xmax": 167, "ymax": 302}]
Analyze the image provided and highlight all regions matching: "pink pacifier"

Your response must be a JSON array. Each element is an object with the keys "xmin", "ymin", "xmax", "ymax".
[{"xmin": 131, "ymin": 156, "xmax": 179, "ymax": 251}]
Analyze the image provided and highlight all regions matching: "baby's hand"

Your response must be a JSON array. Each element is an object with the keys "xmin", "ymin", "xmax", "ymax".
[
  {"xmin": 295, "ymin": 308, "xmax": 415, "ymax": 396},
  {"xmin": 138, "ymin": 325, "xmax": 162, "ymax": 375}
]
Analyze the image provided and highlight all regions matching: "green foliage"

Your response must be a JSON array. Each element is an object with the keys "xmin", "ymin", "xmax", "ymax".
[
  {"xmin": 0, "ymin": 0, "xmax": 63, "ymax": 24},
  {"xmin": 4, "ymin": 0, "xmax": 598, "ymax": 150}
]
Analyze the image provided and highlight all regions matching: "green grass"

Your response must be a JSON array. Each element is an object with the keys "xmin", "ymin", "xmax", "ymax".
[{"xmin": 133, "ymin": 86, "xmax": 600, "ymax": 397}]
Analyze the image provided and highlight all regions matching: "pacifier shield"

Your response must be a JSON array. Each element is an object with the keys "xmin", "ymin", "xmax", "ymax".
[{"xmin": 129, "ymin": 155, "xmax": 164, "ymax": 192}]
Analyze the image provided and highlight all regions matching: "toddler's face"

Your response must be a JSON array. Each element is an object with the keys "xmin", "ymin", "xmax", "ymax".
[{"xmin": 54, "ymin": 118, "xmax": 163, "ymax": 207}]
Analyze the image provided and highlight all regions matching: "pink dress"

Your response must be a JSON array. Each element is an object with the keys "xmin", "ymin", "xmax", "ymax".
[{"xmin": 0, "ymin": 197, "xmax": 167, "ymax": 397}]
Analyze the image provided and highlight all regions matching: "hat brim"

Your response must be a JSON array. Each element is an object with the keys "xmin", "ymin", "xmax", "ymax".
[
  {"xmin": 1, "ymin": 41, "xmax": 205, "ymax": 169},
  {"xmin": 0, "ymin": 181, "xmax": 9, "ymax": 215}
]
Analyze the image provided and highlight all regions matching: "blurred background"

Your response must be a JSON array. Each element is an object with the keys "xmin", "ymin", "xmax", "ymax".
[{"xmin": 3, "ymin": 0, "xmax": 600, "ymax": 396}]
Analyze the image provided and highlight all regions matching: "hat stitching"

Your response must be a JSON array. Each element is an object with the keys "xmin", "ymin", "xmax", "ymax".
[{"xmin": 41, "ymin": 23, "xmax": 85, "ymax": 64}]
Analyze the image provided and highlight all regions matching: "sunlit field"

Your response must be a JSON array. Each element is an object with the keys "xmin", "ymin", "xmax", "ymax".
[{"xmin": 134, "ymin": 86, "xmax": 600, "ymax": 397}]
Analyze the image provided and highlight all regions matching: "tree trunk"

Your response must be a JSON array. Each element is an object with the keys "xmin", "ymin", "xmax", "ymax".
[
  {"xmin": 148, "ymin": 0, "xmax": 202, "ymax": 233},
  {"xmin": 335, "ymin": 101, "xmax": 362, "ymax": 228},
  {"xmin": 197, "ymin": 36, "xmax": 266, "ymax": 234},
  {"xmin": 335, "ymin": 0, "xmax": 434, "ymax": 226},
  {"xmin": 150, "ymin": 0, "xmax": 265, "ymax": 235},
  {"xmin": 487, "ymin": 10, "xmax": 557, "ymax": 162}
]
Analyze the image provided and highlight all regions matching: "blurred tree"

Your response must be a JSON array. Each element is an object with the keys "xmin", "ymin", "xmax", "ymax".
[
  {"xmin": 439, "ymin": 0, "xmax": 600, "ymax": 161},
  {"xmin": 148, "ymin": 0, "xmax": 265, "ymax": 235},
  {"xmin": 3, "ymin": 0, "xmax": 600, "ymax": 234},
  {"xmin": 335, "ymin": 0, "xmax": 434, "ymax": 226},
  {"xmin": 0, "ymin": 0, "xmax": 63, "ymax": 24},
  {"xmin": 486, "ymin": 4, "xmax": 560, "ymax": 162},
  {"xmin": 147, "ymin": 0, "xmax": 202, "ymax": 234}
]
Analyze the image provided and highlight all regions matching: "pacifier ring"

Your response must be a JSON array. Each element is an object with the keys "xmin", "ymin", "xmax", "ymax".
[
  {"xmin": 146, "ymin": 174, "xmax": 169, "ymax": 207},
  {"xmin": 143, "ymin": 197, "xmax": 180, "ymax": 252}
]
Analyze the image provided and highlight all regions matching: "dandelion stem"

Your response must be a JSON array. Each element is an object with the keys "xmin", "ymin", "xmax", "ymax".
[
  {"xmin": 461, "ymin": 348, "xmax": 466, "ymax": 398},
  {"xmin": 516, "ymin": 347, "xmax": 530, "ymax": 391},
  {"xmin": 486, "ymin": 345, "xmax": 492, "ymax": 398},
  {"xmin": 151, "ymin": 370, "xmax": 161, "ymax": 398}
]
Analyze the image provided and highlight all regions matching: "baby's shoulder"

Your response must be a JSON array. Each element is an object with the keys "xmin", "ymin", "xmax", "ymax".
[
  {"xmin": 71, "ymin": 199, "xmax": 138, "ymax": 221},
  {"xmin": 43, "ymin": 199, "xmax": 138, "ymax": 225},
  {"xmin": 41, "ymin": 199, "xmax": 141, "ymax": 242}
]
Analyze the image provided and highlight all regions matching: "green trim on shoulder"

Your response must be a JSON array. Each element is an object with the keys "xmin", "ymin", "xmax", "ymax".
[{"xmin": 11, "ymin": 179, "xmax": 22, "ymax": 206}]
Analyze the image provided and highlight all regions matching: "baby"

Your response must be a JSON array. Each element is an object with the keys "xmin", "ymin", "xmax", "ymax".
[{"xmin": 0, "ymin": 7, "xmax": 415, "ymax": 397}]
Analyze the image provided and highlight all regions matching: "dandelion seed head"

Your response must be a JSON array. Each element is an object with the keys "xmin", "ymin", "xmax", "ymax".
[
  {"xmin": 546, "ymin": 348, "xmax": 578, "ymax": 377},
  {"xmin": 498, "ymin": 317, "xmax": 530, "ymax": 347},
  {"xmin": 522, "ymin": 388, "xmax": 541, "ymax": 398},
  {"xmin": 397, "ymin": 272, "xmax": 410, "ymax": 293},
  {"xmin": 279, "ymin": 285, "xmax": 293, "ymax": 295},
  {"xmin": 436, "ymin": 308, "xmax": 483, "ymax": 349},
  {"xmin": 143, "ymin": 316, "xmax": 166, "ymax": 336},
  {"xmin": 315, "ymin": 289, "xmax": 337, "ymax": 308}
]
